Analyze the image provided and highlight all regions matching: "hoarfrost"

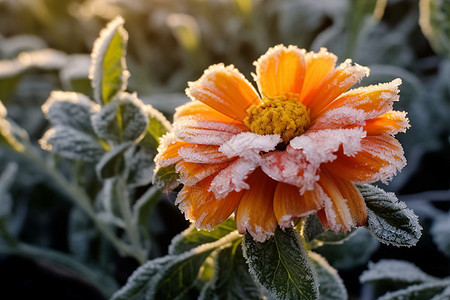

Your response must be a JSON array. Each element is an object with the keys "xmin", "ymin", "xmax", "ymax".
[
  {"xmin": 17, "ymin": 48, "xmax": 68, "ymax": 70},
  {"xmin": 377, "ymin": 280, "xmax": 450, "ymax": 300},
  {"xmin": 310, "ymin": 106, "xmax": 367, "ymax": 130},
  {"xmin": 178, "ymin": 144, "xmax": 229, "ymax": 164},
  {"xmin": 0, "ymin": 101, "xmax": 6, "ymax": 119},
  {"xmin": 360, "ymin": 259, "xmax": 436, "ymax": 285},
  {"xmin": 174, "ymin": 119, "xmax": 241, "ymax": 145},
  {"xmin": 309, "ymin": 252, "xmax": 347, "ymax": 300},
  {"xmin": 219, "ymin": 132, "xmax": 281, "ymax": 158},
  {"xmin": 0, "ymin": 59, "xmax": 27, "ymax": 77},
  {"xmin": 59, "ymin": 54, "xmax": 91, "ymax": 90},
  {"xmin": 431, "ymin": 213, "xmax": 450, "ymax": 257}
]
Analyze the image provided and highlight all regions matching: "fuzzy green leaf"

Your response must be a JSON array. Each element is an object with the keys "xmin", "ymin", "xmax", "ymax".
[
  {"xmin": 153, "ymin": 164, "xmax": 180, "ymax": 194},
  {"xmin": 169, "ymin": 218, "xmax": 237, "ymax": 255},
  {"xmin": 126, "ymin": 148, "xmax": 155, "ymax": 188},
  {"xmin": 132, "ymin": 186, "xmax": 162, "ymax": 227},
  {"xmin": 302, "ymin": 215, "xmax": 355, "ymax": 247},
  {"xmin": 42, "ymin": 91, "xmax": 97, "ymax": 133},
  {"xmin": 91, "ymin": 93, "xmax": 148, "ymax": 143},
  {"xmin": 243, "ymin": 227, "xmax": 319, "ymax": 300},
  {"xmin": 95, "ymin": 142, "xmax": 132, "ymax": 180},
  {"xmin": 139, "ymin": 104, "xmax": 172, "ymax": 150},
  {"xmin": 309, "ymin": 252, "xmax": 347, "ymax": 300},
  {"xmin": 199, "ymin": 240, "xmax": 264, "ymax": 300},
  {"xmin": 419, "ymin": 0, "xmax": 450, "ymax": 56},
  {"xmin": 40, "ymin": 126, "xmax": 106, "ymax": 162},
  {"xmin": 89, "ymin": 16, "xmax": 129, "ymax": 105},
  {"xmin": 378, "ymin": 279, "xmax": 450, "ymax": 300},
  {"xmin": 358, "ymin": 184, "xmax": 422, "ymax": 247}
]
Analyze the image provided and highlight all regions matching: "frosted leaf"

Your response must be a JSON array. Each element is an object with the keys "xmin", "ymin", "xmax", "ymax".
[
  {"xmin": 219, "ymin": 132, "xmax": 281, "ymax": 158},
  {"xmin": 178, "ymin": 144, "xmax": 229, "ymax": 164},
  {"xmin": 89, "ymin": 16, "xmax": 129, "ymax": 105},
  {"xmin": 309, "ymin": 107, "xmax": 367, "ymax": 130},
  {"xmin": 290, "ymin": 127, "xmax": 366, "ymax": 164},
  {"xmin": 132, "ymin": 186, "xmax": 161, "ymax": 227},
  {"xmin": 431, "ymin": 286, "xmax": 450, "ymax": 300},
  {"xmin": 377, "ymin": 280, "xmax": 450, "ymax": 300},
  {"xmin": 199, "ymin": 242, "xmax": 264, "ymax": 300},
  {"xmin": 309, "ymin": 252, "xmax": 347, "ymax": 300},
  {"xmin": 126, "ymin": 148, "xmax": 156, "ymax": 188},
  {"xmin": 0, "ymin": 34, "xmax": 47, "ymax": 57},
  {"xmin": 358, "ymin": 184, "xmax": 422, "ymax": 247},
  {"xmin": 174, "ymin": 119, "xmax": 242, "ymax": 145},
  {"xmin": 0, "ymin": 163, "xmax": 18, "ymax": 218},
  {"xmin": 0, "ymin": 118, "xmax": 25, "ymax": 152},
  {"xmin": 59, "ymin": 54, "xmax": 91, "ymax": 90},
  {"xmin": 360, "ymin": 259, "xmax": 436, "ymax": 285},
  {"xmin": 91, "ymin": 92, "xmax": 148, "ymax": 143},
  {"xmin": 153, "ymin": 164, "xmax": 180, "ymax": 193},
  {"xmin": 242, "ymin": 227, "xmax": 319, "ymax": 300},
  {"xmin": 42, "ymin": 91, "xmax": 99, "ymax": 133},
  {"xmin": 17, "ymin": 48, "xmax": 68, "ymax": 70},
  {"xmin": 139, "ymin": 104, "xmax": 172, "ymax": 150},
  {"xmin": 40, "ymin": 126, "xmax": 106, "ymax": 162},
  {"xmin": 431, "ymin": 213, "xmax": 450, "ymax": 257},
  {"xmin": 209, "ymin": 157, "xmax": 259, "ymax": 199},
  {"xmin": 95, "ymin": 141, "xmax": 132, "ymax": 180},
  {"xmin": 302, "ymin": 214, "xmax": 355, "ymax": 245}
]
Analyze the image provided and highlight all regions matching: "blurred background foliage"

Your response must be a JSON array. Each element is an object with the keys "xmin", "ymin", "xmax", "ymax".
[{"xmin": 0, "ymin": 0, "xmax": 449, "ymax": 299}]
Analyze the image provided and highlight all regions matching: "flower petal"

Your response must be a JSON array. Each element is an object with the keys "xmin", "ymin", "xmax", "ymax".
[
  {"xmin": 316, "ymin": 170, "xmax": 367, "ymax": 232},
  {"xmin": 326, "ymin": 135, "xmax": 406, "ymax": 184},
  {"xmin": 174, "ymin": 101, "xmax": 246, "ymax": 128},
  {"xmin": 317, "ymin": 78, "xmax": 402, "ymax": 120},
  {"xmin": 186, "ymin": 64, "xmax": 260, "ymax": 122},
  {"xmin": 154, "ymin": 134, "xmax": 189, "ymax": 167},
  {"xmin": 274, "ymin": 182, "xmax": 324, "ymax": 228},
  {"xmin": 303, "ymin": 59, "xmax": 370, "ymax": 119},
  {"xmin": 219, "ymin": 132, "xmax": 281, "ymax": 158},
  {"xmin": 174, "ymin": 118, "xmax": 243, "ymax": 145},
  {"xmin": 300, "ymin": 48, "xmax": 338, "ymax": 101},
  {"xmin": 176, "ymin": 160, "xmax": 230, "ymax": 186},
  {"xmin": 364, "ymin": 111, "xmax": 410, "ymax": 136},
  {"xmin": 176, "ymin": 176, "xmax": 243, "ymax": 230},
  {"xmin": 253, "ymin": 45, "xmax": 306, "ymax": 98},
  {"xmin": 235, "ymin": 168, "xmax": 278, "ymax": 242},
  {"xmin": 178, "ymin": 144, "xmax": 230, "ymax": 164}
]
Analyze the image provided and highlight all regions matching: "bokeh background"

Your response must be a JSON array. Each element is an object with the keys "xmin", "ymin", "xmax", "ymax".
[{"xmin": 0, "ymin": 0, "xmax": 449, "ymax": 299}]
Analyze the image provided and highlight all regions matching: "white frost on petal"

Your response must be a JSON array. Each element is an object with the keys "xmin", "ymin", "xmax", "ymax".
[
  {"xmin": 310, "ymin": 107, "xmax": 367, "ymax": 130},
  {"xmin": 209, "ymin": 157, "xmax": 260, "ymax": 199},
  {"xmin": 154, "ymin": 133, "xmax": 182, "ymax": 167},
  {"xmin": 174, "ymin": 119, "xmax": 241, "ymax": 145},
  {"xmin": 176, "ymin": 162, "xmax": 225, "ymax": 186},
  {"xmin": 219, "ymin": 132, "xmax": 281, "ymax": 158},
  {"xmin": 178, "ymin": 145, "xmax": 228, "ymax": 164},
  {"xmin": 290, "ymin": 127, "xmax": 366, "ymax": 164},
  {"xmin": 322, "ymin": 191, "xmax": 354, "ymax": 232}
]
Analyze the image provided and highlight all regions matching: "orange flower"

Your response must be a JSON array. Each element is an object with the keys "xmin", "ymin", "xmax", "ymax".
[{"xmin": 155, "ymin": 45, "xmax": 409, "ymax": 242}]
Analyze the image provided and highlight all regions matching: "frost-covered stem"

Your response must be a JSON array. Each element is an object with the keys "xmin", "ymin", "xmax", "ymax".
[
  {"xmin": 0, "ymin": 242, "xmax": 118, "ymax": 298},
  {"xmin": 116, "ymin": 177, "xmax": 147, "ymax": 265},
  {"xmin": 18, "ymin": 144, "xmax": 140, "ymax": 261}
]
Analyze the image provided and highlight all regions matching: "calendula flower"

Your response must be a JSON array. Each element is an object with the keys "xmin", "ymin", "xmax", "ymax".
[{"xmin": 155, "ymin": 45, "xmax": 409, "ymax": 242}]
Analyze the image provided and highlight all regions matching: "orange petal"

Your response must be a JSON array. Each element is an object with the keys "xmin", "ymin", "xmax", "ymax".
[
  {"xmin": 318, "ymin": 78, "xmax": 402, "ymax": 119},
  {"xmin": 273, "ymin": 182, "xmax": 324, "ymax": 228},
  {"xmin": 186, "ymin": 64, "xmax": 260, "ymax": 123},
  {"xmin": 303, "ymin": 59, "xmax": 370, "ymax": 119},
  {"xmin": 154, "ymin": 134, "xmax": 190, "ymax": 167},
  {"xmin": 299, "ymin": 48, "xmax": 337, "ymax": 102},
  {"xmin": 316, "ymin": 169, "xmax": 367, "ymax": 231},
  {"xmin": 235, "ymin": 168, "xmax": 278, "ymax": 242},
  {"xmin": 326, "ymin": 135, "xmax": 406, "ymax": 184},
  {"xmin": 364, "ymin": 111, "xmax": 410, "ymax": 136},
  {"xmin": 253, "ymin": 45, "xmax": 306, "ymax": 98},
  {"xmin": 174, "ymin": 101, "xmax": 246, "ymax": 129},
  {"xmin": 176, "ymin": 176, "xmax": 243, "ymax": 230},
  {"xmin": 175, "ymin": 160, "xmax": 230, "ymax": 186}
]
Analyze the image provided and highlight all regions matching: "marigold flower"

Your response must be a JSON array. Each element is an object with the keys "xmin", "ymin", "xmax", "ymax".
[{"xmin": 155, "ymin": 45, "xmax": 409, "ymax": 242}]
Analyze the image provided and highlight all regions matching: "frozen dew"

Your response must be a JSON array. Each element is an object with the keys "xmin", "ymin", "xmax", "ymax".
[
  {"xmin": 178, "ymin": 145, "xmax": 229, "ymax": 164},
  {"xmin": 174, "ymin": 119, "xmax": 242, "ymax": 145},
  {"xmin": 218, "ymin": 132, "xmax": 281, "ymax": 158},
  {"xmin": 310, "ymin": 106, "xmax": 367, "ymax": 130}
]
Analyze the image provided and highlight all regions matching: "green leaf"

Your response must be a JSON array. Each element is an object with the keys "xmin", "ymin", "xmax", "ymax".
[
  {"xmin": 0, "ymin": 105, "xmax": 25, "ymax": 152},
  {"xmin": 315, "ymin": 228, "xmax": 379, "ymax": 270},
  {"xmin": 309, "ymin": 252, "xmax": 347, "ymax": 300},
  {"xmin": 40, "ymin": 126, "xmax": 106, "ymax": 162},
  {"xmin": 112, "ymin": 231, "xmax": 241, "ymax": 300},
  {"xmin": 91, "ymin": 93, "xmax": 148, "ymax": 143},
  {"xmin": 357, "ymin": 184, "xmax": 422, "ymax": 247},
  {"xmin": 132, "ymin": 186, "xmax": 162, "ymax": 227},
  {"xmin": 360, "ymin": 259, "xmax": 437, "ymax": 287},
  {"xmin": 431, "ymin": 212, "xmax": 450, "ymax": 257},
  {"xmin": 199, "ymin": 240, "xmax": 264, "ymax": 300},
  {"xmin": 243, "ymin": 227, "xmax": 319, "ymax": 300},
  {"xmin": 0, "ymin": 60, "xmax": 25, "ymax": 101},
  {"xmin": 302, "ymin": 215, "xmax": 355, "ymax": 248},
  {"xmin": 139, "ymin": 104, "xmax": 172, "ymax": 150},
  {"xmin": 378, "ymin": 279, "xmax": 450, "ymax": 300},
  {"xmin": 169, "ymin": 218, "xmax": 237, "ymax": 255},
  {"xmin": 419, "ymin": 0, "xmax": 450, "ymax": 56},
  {"xmin": 95, "ymin": 142, "xmax": 132, "ymax": 180},
  {"xmin": 42, "ymin": 91, "xmax": 97, "ymax": 133},
  {"xmin": 153, "ymin": 164, "xmax": 180, "ymax": 194},
  {"xmin": 89, "ymin": 16, "xmax": 129, "ymax": 105},
  {"xmin": 126, "ymin": 148, "xmax": 155, "ymax": 188}
]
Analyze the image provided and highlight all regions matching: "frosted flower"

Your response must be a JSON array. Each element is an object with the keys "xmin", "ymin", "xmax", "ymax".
[{"xmin": 155, "ymin": 45, "xmax": 409, "ymax": 242}]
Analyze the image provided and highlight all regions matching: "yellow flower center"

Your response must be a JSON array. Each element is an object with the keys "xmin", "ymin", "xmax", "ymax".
[{"xmin": 244, "ymin": 95, "xmax": 310, "ymax": 144}]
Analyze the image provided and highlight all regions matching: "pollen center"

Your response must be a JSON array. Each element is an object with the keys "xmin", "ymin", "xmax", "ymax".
[{"xmin": 244, "ymin": 95, "xmax": 310, "ymax": 144}]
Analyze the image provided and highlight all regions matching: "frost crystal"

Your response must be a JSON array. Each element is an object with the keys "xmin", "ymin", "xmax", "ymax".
[
  {"xmin": 174, "ymin": 119, "xmax": 242, "ymax": 145},
  {"xmin": 219, "ymin": 132, "xmax": 281, "ymax": 158}
]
